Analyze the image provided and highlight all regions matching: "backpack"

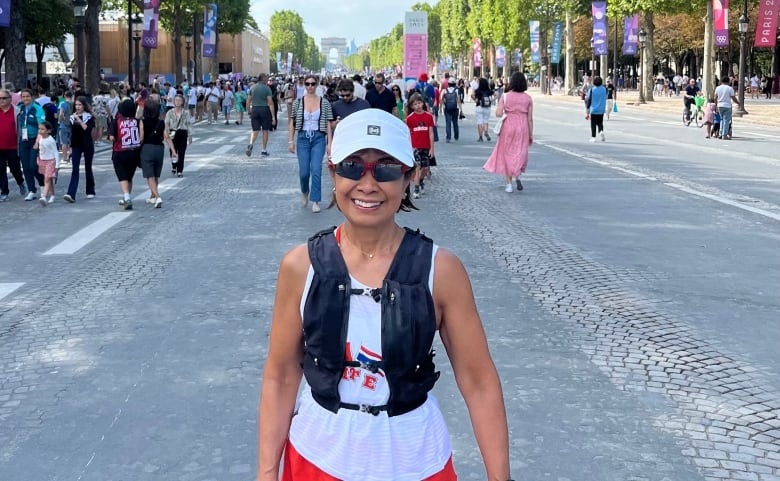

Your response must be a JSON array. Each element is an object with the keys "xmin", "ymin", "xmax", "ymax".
[
  {"xmin": 415, "ymin": 83, "xmax": 432, "ymax": 106},
  {"xmin": 443, "ymin": 89, "xmax": 458, "ymax": 110},
  {"xmin": 60, "ymin": 101, "xmax": 74, "ymax": 126},
  {"xmin": 44, "ymin": 102, "xmax": 58, "ymax": 125},
  {"xmin": 479, "ymin": 91, "xmax": 492, "ymax": 108}
]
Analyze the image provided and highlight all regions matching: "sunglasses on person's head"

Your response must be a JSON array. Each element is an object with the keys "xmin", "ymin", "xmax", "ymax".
[
  {"xmin": 333, "ymin": 159, "xmax": 410, "ymax": 182},
  {"xmin": 305, "ymin": 82, "xmax": 317, "ymax": 86}
]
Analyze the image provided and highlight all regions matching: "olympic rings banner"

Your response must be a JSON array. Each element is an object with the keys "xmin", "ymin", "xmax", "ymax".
[
  {"xmin": 713, "ymin": 0, "xmax": 730, "ymax": 47},
  {"xmin": 141, "ymin": 0, "xmax": 161, "ymax": 49},
  {"xmin": 754, "ymin": 0, "xmax": 780, "ymax": 47},
  {"xmin": 0, "ymin": 0, "xmax": 10, "ymax": 28},
  {"xmin": 622, "ymin": 15, "xmax": 639, "ymax": 55},
  {"xmin": 203, "ymin": 4, "xmax": 217, "ymax": 58}
]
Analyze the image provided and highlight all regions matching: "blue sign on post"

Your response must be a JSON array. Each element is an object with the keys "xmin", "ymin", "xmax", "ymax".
[
  {"xmin": 551, "ymin": 22, "xmax": 564, "ymax": 64},
  {"xmin": 0, "ymin": 0, "xmax": 10, "ymax": 28}
]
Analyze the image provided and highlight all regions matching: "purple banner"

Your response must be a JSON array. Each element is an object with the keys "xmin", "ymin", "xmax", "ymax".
[
  {"xmin": 496, "ymin": 46, "xmax": 506, "ymax": 68},
  {"xmin": 142, "ymin": 0, "xmax": 161, "ymax": 49},
  {"xmin": 714, "ymin": 0, "xmax": 730, "ymax": 47},
  {"xmin": 203, "ymin": 3, "xmax": 217, "ymax": 58},
  {"xmin": 622, "ymin": 15, "xmax": 639, "ymax": 55},
  {"xmin": 0, "ymin": 0, "xmax": 10, "ymax": 28},
  {"xmin": 591, "ymin": 1, "xmax": 608, "ymax": 56},
  {"xmin": 473, "ymin": 37, "xmax": 482, "ymax": 68}
]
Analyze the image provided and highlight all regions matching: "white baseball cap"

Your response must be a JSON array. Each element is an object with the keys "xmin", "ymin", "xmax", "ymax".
[{"xmin": 330, "ymin": 108, "xmax": 415, "ymax": 167}]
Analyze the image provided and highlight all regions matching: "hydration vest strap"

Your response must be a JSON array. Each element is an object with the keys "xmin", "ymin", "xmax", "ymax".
[{"xmin": 339, "ymin": 402, "xmax": 389, "ymax": 416}]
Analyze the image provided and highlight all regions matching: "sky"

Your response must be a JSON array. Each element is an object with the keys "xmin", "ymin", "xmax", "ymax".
[{"xmin": 250, "ymin": 0, "xmax": 433, "ymax": 48}]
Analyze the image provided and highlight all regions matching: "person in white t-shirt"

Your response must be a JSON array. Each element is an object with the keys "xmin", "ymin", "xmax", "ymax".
[
  {"xmin": 33, "ymin": 121, "xmax": 60, "ymax": 206},
  {"xmin": 257, "ymin": 109, "xmax": 512, "ymax": 481},
  {"xmin": 714, "ymin": 76, "xmax": 740, "ymax": 140}
]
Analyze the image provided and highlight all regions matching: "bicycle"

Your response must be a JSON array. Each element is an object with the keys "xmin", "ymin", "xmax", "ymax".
[{"xmin": 682, "ymin": 96, "xmax": 705, "ymax": 127}]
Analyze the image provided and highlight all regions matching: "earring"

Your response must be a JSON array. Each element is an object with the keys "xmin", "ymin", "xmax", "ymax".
[{"xmin": 332, "ymin": 187, "xmax": 336, "ymax": 193}]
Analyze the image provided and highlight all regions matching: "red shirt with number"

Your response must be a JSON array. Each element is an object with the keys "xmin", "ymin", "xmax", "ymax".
[{"xmin": 111, "ymin": 114, "xmax": 142, "ymax": 152}]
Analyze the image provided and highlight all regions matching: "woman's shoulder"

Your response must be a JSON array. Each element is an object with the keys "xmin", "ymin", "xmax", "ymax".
[{"xmin": 279, "ymin": 244, "xmax": 311, "ymax": 282}]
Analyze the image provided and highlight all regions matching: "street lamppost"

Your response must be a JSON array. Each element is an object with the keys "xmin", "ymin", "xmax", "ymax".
[
  {"xmin": 736, "ymin": 13, "xmax": 749, "ymax": 116},
  {"xmin": 546, "ymin": 45, "xmax": 553, "ymax": 95},
  {"xmin": 72, "ymin": 0, "xmax": 87, "ymax": 82},
  {"xmin": 185, "ymin": 32, "xmax": 193, "ymax": 84},
  {"xmin": 638, "ymin": 28, "xmax": 647, "ymax": 104},
  {"xmin": 132, "ymin": 15, "xmax": 143, "ymax": 89},
  {"xmin": 590, "ymin": 37, "xmax": 595, "ymax": 75}
]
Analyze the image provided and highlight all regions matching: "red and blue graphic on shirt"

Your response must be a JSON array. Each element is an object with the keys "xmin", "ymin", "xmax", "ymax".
[{"xmin": 343, "ymin": 342, "xmax": 385, "ymax": 391}]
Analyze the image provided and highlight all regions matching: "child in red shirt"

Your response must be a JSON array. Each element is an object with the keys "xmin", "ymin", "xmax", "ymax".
[{"xmin": 405, "ymin": 93, "xmax": 435, "ymax": 199}]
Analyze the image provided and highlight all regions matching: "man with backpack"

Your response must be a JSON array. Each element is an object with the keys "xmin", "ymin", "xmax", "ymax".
[
  {"xmin": 58, "ymin": 91, "xmax": 74, "ymax": 164},
  {"xmin": 440, "ymin": 79, "xmax": 462, "ymax": 142}
]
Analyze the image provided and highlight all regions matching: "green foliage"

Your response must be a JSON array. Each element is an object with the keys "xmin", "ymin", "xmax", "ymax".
[{"xmin": 25, "ymin": 0, "xmax": 73, "ymax": 50}]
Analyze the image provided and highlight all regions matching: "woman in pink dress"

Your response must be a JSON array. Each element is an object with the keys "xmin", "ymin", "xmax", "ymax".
[{"xmin": 483, "ymin": 72, "xmax": 534, "ymax": 192}]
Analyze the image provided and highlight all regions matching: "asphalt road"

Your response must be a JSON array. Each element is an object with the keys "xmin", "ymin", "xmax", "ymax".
[{"xmin": 0, "ymin": 98, "xmax": 778, "ymax": 481}]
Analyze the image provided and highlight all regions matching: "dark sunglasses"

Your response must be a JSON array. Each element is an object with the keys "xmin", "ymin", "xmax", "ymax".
[
  {"xmin": 305, "ymin": 82, "xmax": 317, "ymax": 86},
  {"xmin": 0, "ymin": 97, "xmax": 9, "ymax": 100},
  {"xmin": 333, "ymin": 160, "xmax": 410, "ymax": 182}
]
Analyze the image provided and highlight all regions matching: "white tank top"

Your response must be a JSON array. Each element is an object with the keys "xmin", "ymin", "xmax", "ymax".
[{"xmin": 290, "ymin": 244, "xmax": 451, "ymax": 481}]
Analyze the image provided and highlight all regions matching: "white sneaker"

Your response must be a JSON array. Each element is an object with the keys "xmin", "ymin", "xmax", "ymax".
[
  {"xmin": 589, "ymin": 138, "xmax": 597, "ymax": 143},
  {"xmin": 505, "ymin": 184, "xmax": 513, "ymax": 193},
  {"xmin": 86, "ymin": 194, "xmax": 95, "ymax": 199},
  {"xmin": 600, "ymin": 132, "xmax": 606, "ymax": 142},
  {"xmin": 47, "ymin": 196, "xmax": 54, "ymax": 204},
  {"xmin": 24, "ymin": 191, "xmax": 35, "ymax": 201},
  {"xmin": 146, "ymin": 197, "xmax": 156, "ymax": 204},
  {"xmin": 154, "ymin": 197, "xmax": 162, "ymax": 209},
  {"xmin": 311, "ymin": 202, "xmax": 321, "ymax": 213},
  {"xmin": 39, "ymin": 197, "xmax": 47, "ymax": 207}
]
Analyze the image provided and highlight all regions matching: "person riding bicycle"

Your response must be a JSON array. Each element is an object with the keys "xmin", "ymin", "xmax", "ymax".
[{"xmin": 683, "ymin": 78, "xmax": 700, "ymax": 124}]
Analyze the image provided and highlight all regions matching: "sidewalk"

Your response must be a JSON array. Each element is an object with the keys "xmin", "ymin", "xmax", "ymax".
[{"xmin": 532, "ymin": 88, "xmax": 780, "ymax": 127}]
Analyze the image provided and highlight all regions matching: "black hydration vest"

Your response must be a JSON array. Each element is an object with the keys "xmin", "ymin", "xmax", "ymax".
[{"xmin": 302, "ymin": 226, "xmax": 440, "ymax": 417}]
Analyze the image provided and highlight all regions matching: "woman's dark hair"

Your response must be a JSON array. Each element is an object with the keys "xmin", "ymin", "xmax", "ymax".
[
  {"xmin": 508, "ymin": 72, "xmax": 528, "ymax": 92},
  {"xmin": 478, "ymin": 77, "xmax": 489, "ymax": 91},
  {"xmin": 143, "ymin": 98, "xmax": 160, "ymax": 119},
  {"xmin": 117, "ymin": 98, "xmax": 136, "ymax": 118},
  {"xmin": 593, "ymin": 76, "xmax": 603, "ymax": 86},
  {"xmin": 75, "ymin": 96, "xmax": 92, "ymax": 113},
  {"xmin": 41, "ymin": 121, "xmax": 53, "ymax": 131}
]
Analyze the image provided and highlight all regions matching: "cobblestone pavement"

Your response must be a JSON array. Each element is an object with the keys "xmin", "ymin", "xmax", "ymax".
[{"xmin": 0, "ymin": 102, "xmax": 778, "ymax": 481}]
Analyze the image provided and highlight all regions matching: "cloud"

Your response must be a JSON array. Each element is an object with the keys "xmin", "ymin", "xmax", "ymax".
[{"xmin": 250, "ymin": 0, "xmax": 429, "ymax": 47}]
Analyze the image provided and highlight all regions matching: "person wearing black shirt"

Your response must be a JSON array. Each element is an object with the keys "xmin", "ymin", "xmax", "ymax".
[
  {"xmin": 683, "ymin": 78, "xmax": 700, "ymax": 123},
  {"xmin": 605, "ymin": 79, "xmax": 616, "ymax": 120},
  {"xmin": 365, "ymin": 73, "xmax": 396, "ymax": 114},
  {"xmin": 64, "ymin": 96, "xmax": 95, "ymax": 203},
  {"xmin": 331, "ymin": 79, "xmax": 370, "ymax": 124}
]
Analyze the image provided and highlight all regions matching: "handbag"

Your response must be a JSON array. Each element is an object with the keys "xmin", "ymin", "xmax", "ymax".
[
  {"xmin": 612, "ymin": 100, "xmax": 618, "ymax": 113},
  {"xmin": 493, "ymin": 114, "xmax": 507, "ymax": 135}
]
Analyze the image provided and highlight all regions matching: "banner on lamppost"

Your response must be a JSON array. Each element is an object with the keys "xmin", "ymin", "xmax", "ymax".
[
  {"xmin": 591, "ymin": 2, "xmax": 608, "ymax": 55},
  {"xmin": 622, "ymin": 15, "xmax": 640, "ymax": 54},
  {"xmin": 496, "ymin": 46, "xmax": 506, "ymax": 68},
  {"xmin": 287, "ymin": 52, "xmax": 293, "ymax": 73},
  {"xmin": 551, "ymin": 21, "xmax": 564, "ymax": 63},
  {"xmin": 713, "ymin": 0, "xmax": 730, "ymax": 47},
  {"xmin": 142, "ymin": 0, "xmax": 161, "ymax": 49},
  {"xmin": 513, "ymin": 48, "xmax": 522, "ymax": 67},
  {"xmin": 0, "ymin": 0, "xmax": 10, "ymax": 28},
  {"xmin": 275, "ymin": 52, "xmax": 282, "ymax": 73},
  {"xmin": 754, "ymin": 0, "xmax": 780, "ymax": 47},
  {"xmin": 529, "ymin": 21, "xmax": 540, "ymax": 64},
  {"xmin": 202, "ymin": 4, "xmax": 217, "ymax": 58},
  {"xmin": 403, "ymin": 11, "xmax": 428, "ymax": 80},
  {"xmin": 473, "ymin": 37, "xmax": 482, "ymax": 67}
]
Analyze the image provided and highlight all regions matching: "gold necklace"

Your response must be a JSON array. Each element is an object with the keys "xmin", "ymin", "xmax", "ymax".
[{"xmin": 341, "ymin": 227, "xmax": 401, "ymax": 260}]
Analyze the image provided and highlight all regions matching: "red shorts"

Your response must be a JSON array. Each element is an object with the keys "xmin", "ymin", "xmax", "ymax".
[{"xmin": 282, "ymin": 440, "xmax": 457, "ymax": 481}]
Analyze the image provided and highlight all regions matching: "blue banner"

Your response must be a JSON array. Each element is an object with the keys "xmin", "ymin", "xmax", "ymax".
[
  {"xmin": 529, "ymin": 21, "xmax": 540, "ymax": 64},
  {"xmin": 551, "ymin": 22, "xmax": 564, "ymax": 63},
  {"xmin": 622, "ymin": 15, "xmax": 639, "ymax": 55},
  {"xmin": 0, "ymin": 0, "xmax": 10, "ymax": 28},
  {"xmin": 275, "ymin": 52, "xmax": 282, "ymax": 72},
  {"xmin": 591, "ymin": 1, "xmax": 608, "ymax": 56},
  {"xmin": 513, "ymin": 48, "xmax": 522, "ymax": 67},
  {"xmin": 202, "ymin": 3, "xmax": 217, "ymax": 58},
  {"xmin": 496, "ymin": 46, "xmax": 506, "ymax": 68}
]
